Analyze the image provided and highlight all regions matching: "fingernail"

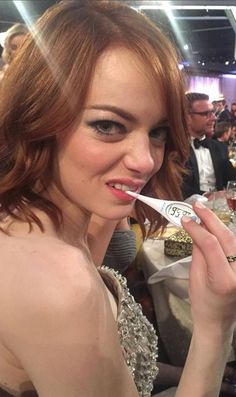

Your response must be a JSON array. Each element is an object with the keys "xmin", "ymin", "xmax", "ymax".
[
  {"xmin": 181, "ymin": 216, "xmax": 192, "ymax": 223},
  {"xmin": 195, "ymin": 201, "xmax": 206, "ymax": 209}
]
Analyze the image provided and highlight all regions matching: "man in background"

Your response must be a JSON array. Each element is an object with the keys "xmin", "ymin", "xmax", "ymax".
[
  {"xmin": 213, "ymin": 121, "xmax": 232, "ymax": 144},
  {"xmin": 182, "ymin": 92, "xmax": 236, "ymax": 199},
  {"xmin": 216, "ymin": 99, "xmax": 231, "ymax": 122}
]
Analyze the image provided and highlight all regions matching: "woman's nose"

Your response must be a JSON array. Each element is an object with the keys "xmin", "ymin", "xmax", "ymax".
[{"xmin": 123, "ymin": 135, "xmax": 156, "ymax": 176}]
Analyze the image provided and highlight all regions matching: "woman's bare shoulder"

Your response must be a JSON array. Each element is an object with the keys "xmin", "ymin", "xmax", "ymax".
[
  {"xmin": 0, "ymin": 233, "xmax": 101, "ymax": 327},
  {"xmin": 0, "ymin": 236, "xmax": 139, "ymax": 397},
  {"xmin": 0, "ymin": 232, "xmax": 89, "ymax": 270}
]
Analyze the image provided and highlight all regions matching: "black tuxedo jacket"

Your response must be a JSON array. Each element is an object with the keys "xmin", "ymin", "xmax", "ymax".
[
  {"xmin": 182, "ymin": 138, "xmax": 236, "ymax": 199},
  {"xmin": 217, "ymin": 109, "xmax": 231, "ymax": 122}
]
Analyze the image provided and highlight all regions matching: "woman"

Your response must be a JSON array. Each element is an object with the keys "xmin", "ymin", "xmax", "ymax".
[
  {"xmin": 230, "ymin": 103, "xmax": 236, "ymax": 123},
  {"xmin": 0, "ymin": 23, "xmax": 28, "ymax": 82},
  {"xmin": 0, "ymin": 1, "xmax": 236, "ymax": 396}
]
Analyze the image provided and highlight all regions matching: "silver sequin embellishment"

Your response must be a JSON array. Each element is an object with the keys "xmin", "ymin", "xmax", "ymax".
[{"xmin": 100, "ymin": 266, "xmax": 159, "ymax": 397}]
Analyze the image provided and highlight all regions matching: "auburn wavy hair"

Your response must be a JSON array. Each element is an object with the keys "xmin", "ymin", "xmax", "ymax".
[{"xmin": 0, "ymin": 0, "xmax": 189, "ymax": 238}]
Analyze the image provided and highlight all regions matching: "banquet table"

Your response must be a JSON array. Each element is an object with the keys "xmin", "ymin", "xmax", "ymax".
[{"xmin": 136, "ymin": 232, "xmax": 236, "ymax": 366}]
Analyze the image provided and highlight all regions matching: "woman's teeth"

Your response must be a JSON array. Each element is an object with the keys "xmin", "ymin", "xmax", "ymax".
[{"xmin": 110, "ymin": 183, "xmax": 137, "ymax": 192}]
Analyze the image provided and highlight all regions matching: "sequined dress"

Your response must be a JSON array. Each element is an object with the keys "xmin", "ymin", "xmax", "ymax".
[
  {"xmin": 100, "ymin": 266, "xmax": 159, "ymax": 397},
  {"xmin": 0, "ymin": 267, "xmax": 158, "ymax": 397}
]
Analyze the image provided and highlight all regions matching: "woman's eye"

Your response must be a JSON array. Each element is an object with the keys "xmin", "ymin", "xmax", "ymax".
[
  {"xmin": 10, "ymin": 44, "xmax": 18, "ymax": 51},
  {"xmin": 150, "ymin": 126, "xmax": 169, "ymax": 144},
  {"xmin": 89, "ymin": 120, "xmax": 125, "ymax": 136}
]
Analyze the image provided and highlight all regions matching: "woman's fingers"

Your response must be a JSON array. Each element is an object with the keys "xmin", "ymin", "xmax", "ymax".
[
  {"xmin": 193, "ymin": 201, "xmax": 236, "ymax": 260},
  {"xmin": 180, "ymin": 201, "xmax": 236, "ymax": 332},
  {"xmin": 181, "ymin": 202, "xmax": 236, "ymax": 297}
]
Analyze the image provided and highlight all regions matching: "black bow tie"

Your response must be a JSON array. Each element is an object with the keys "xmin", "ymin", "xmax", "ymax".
[{"xmin": 193, "ymin": 138, "xmax": 209, "ymax": 149}]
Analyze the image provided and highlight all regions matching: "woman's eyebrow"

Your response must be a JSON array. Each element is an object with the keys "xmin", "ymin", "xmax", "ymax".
[
  {"xmin": 86, "ymin": 104, "xmax": 168, "ymax": 127},
  {"xmin": 85, "ymin": 104, "xmax": 137, "ymax": 122},
  {"xmin": 151, "ymin": 117, "xmax": 169, "ymax": 128}
]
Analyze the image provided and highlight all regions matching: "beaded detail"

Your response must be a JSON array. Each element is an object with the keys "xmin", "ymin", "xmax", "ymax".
[{"xmin": 100, "ymin": 266, "xmax": 159, "ymax": 397}]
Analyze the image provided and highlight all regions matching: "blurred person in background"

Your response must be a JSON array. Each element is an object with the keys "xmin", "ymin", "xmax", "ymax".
[
  {"xmin": 216, "ymin": 99, "xmax": 231, "ymax": 122},
  {"xmin": 231, "ymin": 122, "xmax": 236, "ymax": 144},
  {"xmin": 0, "ymin": 23, "xmax": 28, "ymax": 82},
  {"xmin": 212, "ymin": 100, "xmax": 219, "ymax": 115},
  {"xmin": 182, "ymin": 92, "xmax": 236, "ymax": 198},
  {"xmin": 230, "ymin": 103, "xmax": 236, "ymax": 123},
  {"xmin": 213, "ymin": 121, "xmax": 232, "ymax": 145}
]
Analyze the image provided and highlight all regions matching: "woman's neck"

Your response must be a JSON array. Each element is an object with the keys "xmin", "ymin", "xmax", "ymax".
[{"xmin": 41, "ymin": 183, "xmax": 91, "ymax": 248}]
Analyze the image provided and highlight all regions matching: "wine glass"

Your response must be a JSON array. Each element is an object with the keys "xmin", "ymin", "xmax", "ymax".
[{"xmin": 226, "ymin": 181, "xmax": 236, "ymax": 224}]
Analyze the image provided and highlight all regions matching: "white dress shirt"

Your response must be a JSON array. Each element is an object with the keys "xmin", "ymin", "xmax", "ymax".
[{"xmin": 191, "ymin": 136, "xmax": 216, "ymax": 192}]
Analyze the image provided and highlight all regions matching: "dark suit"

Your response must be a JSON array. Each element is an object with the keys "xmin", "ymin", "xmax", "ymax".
[
  {"xmin": 215, "ymin": 140, "xmax": 229, "ymax": 160},
  {"xmin": 182, "ymin": 138, "xmax": 236, "ymax": 199},
  {"xmin": 217, "ymin": 108, "xmax": 231, "ymax": 122}
]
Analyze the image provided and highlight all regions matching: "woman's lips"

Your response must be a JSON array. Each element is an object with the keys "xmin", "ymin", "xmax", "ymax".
[
  {"xmin": 107, "ymin": 182, "xmax": 140, "ymax": 193},
  {"xmin": 107, "ymin": 184, "xmax": 137, "ymax": 201}
]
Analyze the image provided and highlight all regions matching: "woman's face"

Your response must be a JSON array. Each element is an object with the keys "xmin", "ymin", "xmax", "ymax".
[
  {"xmin": 8, "ymin": 34, "xmax": 26, "ymax": 63},
  {"xmin": 53, "ymin": 47, "xmax": 168, "ymax": 220}
]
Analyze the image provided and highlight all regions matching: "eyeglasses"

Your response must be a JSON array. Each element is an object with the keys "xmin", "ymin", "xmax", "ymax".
[{"xmin": 190, "ymin": 110, "xmax": 215, "ymax": 118}]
